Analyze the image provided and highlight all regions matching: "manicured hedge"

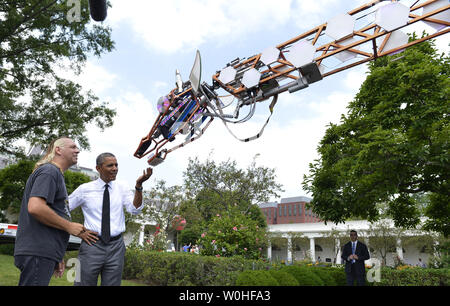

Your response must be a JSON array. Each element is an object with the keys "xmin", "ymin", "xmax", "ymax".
[
  {"xmin": 279, "ymin": 266, "xmax": 324, "ymax": 286},
  {"xmin": 235, "ymin": 266, "xmax": 347, "ymax": 286},
  {"xmin": 326, "ymin": 267, "xmax": 348, "ymax": 286},
  {"xmin": 311, "ymin": 267, "xmax": 339, "ymax": 286},
  {"xmin": 235, "ymin": 266, "xmax": 449, "ymax": 286},
  {"xmin": 269, "ymin": 270, "xmax": 299, "ymax": 286},
  {"xmin": 123, "ymin": 248, "xmax": 449, "ymax": 286},
  {"xmin": 236, "ymin": 270, "xmax": 279, "ymax": 286},
  {"xmin": 123, "ymin": 248, "xmax": 269, "ymax": 286},
  {"xmin": 373, "ymin": 267, "xmax": 450, "ymax": 286}
]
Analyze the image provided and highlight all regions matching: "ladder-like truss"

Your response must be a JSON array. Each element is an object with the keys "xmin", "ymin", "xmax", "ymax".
[
  {"xmin": 134, "ymin": 0, "xmax": 449, "ymax": 166},
  {"xmin": 212, "ymin": 0, "xmax": 449, "ymax": 104}
]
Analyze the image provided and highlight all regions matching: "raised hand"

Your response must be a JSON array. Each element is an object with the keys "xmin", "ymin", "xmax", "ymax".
[{"xmin": 136, "ymin": 167, "xmax": 153, "ymax": 186}]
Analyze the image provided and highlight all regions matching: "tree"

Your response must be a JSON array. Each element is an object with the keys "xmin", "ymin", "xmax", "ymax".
[
  {"xmin": 0, "ymin": 0, "xmax": 115, "ymax": 156},
  {"xmin": 287, "ymin": 232, "xmax": 310, "ymax": 262},
  {"xmin": 303, "ymin": 37, "xmax": 449, "ymax": 236},
  {"xmin": 318, "ymin": 228, "xmax": 348, "ymax": 264},
  {"xmin": 64, "ymin": 169, "xmax": 91, "ymax": 194},
  {"xmin": 64, "ymin": 169, "xmax": 91, "ymax": 224},
  {"xmin": 125, "ymin": 156, "xmax": 283, "ymax": 252},
  {"xmin": 177, "ymin": 155, "xmax": 281, "ymax": 249},
  {"xmin": 129, "ymin": 180, "xmax": 184, "ymax": 250},
  {"xmin": 0, "ymin": 159, "xmax": 91, "ymax": 223},
  {"xmin": 183, "ymin": 154, "xmax": 283, "ymax": 223},
  {"xmin": 146, "ymin": 155, "xmax": 283, "ymax": 250},
  {"xmin": 0, "ymin": 159, "xmax": 35, "ymax": 221},
  {"xmin": 366, "ymin": 219, "xmax": 404, "ymax": 266},
  {"xmin": 197, "ymin": 205, "xmax": 267, "ymax": 260},
  {"xmin": 177, "ymin": 198, "xmax": 204, "ymax": 247}
]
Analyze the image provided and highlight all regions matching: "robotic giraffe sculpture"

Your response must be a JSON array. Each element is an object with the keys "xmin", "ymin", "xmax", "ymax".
[{"xmin": 134, "ymin": 0, "xmax": 449, "ymax": 166}]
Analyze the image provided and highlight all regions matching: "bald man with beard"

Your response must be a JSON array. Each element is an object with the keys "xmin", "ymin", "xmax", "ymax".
[{"xmin": 14, "ymin": 137, "xmax": 90, "ymax": 286}]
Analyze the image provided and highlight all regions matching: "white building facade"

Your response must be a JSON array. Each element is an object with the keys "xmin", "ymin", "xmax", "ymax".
[{"xmin": 266, "ymin": 219, "xmax": 436, "ymax": 267}]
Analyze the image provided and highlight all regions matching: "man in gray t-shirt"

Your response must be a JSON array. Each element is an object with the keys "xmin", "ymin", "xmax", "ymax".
[
  {"xmin": 15, "ymin": 163, "xmax": 72, "ymax": 262},
  {"xmin": 14, "ymin": 137, "xmax": 88, "ymax": 286}
]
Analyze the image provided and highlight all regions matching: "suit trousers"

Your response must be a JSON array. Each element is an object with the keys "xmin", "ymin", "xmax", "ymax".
[
  {"xmin": 347, "ymin": 263, "xmax": 366, "ymax": 286},
  {"xmin": 74, "ymin": 236, "xmax": 126, "ymax": 286}
]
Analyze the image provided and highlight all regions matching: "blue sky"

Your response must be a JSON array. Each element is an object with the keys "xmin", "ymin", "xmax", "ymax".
[{"xmin": 68, "ymin": 0, "xmax": 449, "ymax": 201}]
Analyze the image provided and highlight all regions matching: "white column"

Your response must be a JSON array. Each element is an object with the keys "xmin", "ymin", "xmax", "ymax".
[
  {"xmin": 267, "ymin": 240, "xmax": 272, "ymax": 260},
  {"xmin": 336, "ymin": 238, "xmax": 342, "ymax": 265},
  {"xmin": 138, "ymin": 224, "xmax": 145, "ymax": 246},
  {"xmin": 433, "ymin": 240, "xmax": 440, "ymax": 268},
  {"xmin": 365, "ymin": 237, "xmax": 370, "ymax": 264},
  {"xmin": 396, "ymin": 237, "xmax": 403, "ymax": 260},
  {"xmin": 309, "ymin": 237, "xmax": 315, "ymax": 262},
  {"xmin": 287, "ymin": 236, "xmax": 292, "ymax": 263}
]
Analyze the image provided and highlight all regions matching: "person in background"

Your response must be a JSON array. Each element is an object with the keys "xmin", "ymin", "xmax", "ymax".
[
  {"xmin": 341, "ymin": 230, "xmax": 370, "ymax": 286},
  {"xmin": 417, "ymin": 258, "xmax": 427, "ymax": 268}
]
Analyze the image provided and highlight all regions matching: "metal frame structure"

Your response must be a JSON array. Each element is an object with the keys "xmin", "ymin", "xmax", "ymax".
[{"xmin": 134, "ymin": 0, "xmax": 449, "ymax": 166}]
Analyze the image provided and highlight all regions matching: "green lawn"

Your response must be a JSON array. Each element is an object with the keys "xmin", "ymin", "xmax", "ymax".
[{"xmin": 0, "ymin": 254, "xmax": 146, "ymax": 286}]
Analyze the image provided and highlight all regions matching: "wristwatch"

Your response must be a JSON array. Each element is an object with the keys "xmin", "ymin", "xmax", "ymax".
[{"xmin": 135, "ymin": 186, "xmax": 143, "ymax": 191}]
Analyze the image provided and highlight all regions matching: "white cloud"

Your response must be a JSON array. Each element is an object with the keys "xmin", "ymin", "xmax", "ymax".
[
  {"xmin": 291, "ymin": 0, "xmax": 368, "ymax": 30},
  {"xmin": 56, "ymin": 60, "xmax": 119, "ymax": 94},
  {"xmin": 343, "ymin": 65, "xmax": 368, "ymax": 92},
  {"xmin": 107, "ymin": 0, "xmax": 293, "ymax": 53},
  {"xmin": 154, "ymin": 81, "xmax": 169, "ymax": 90},
  {"xmin": 106, "ymin": 0, "xmax": 379, "ymax": 54},
  {"xmin": 77, "ymin": 91, "xmax": 158, "ymax": 188}
]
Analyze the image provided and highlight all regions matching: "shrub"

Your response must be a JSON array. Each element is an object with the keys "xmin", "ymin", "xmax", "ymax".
[
  {"xmin": 280, "ymin": 265, "xmax": 324, "ymax": 286},
  {"xmin": 123, "ymin": 248, "xmax": 270, "ymax": 286},
  {"xmin": 269, "ymin": 270, "xmax": 299, "ymax": 286},
  {"xmin": 0, "ymin": 244, "xmax": 14, "ymax": 256},
  {"xmin": 197, "ymin": 206, "xmax": 267, "ymax": 260},
  {"xmin": 312, "ymin": 267, "xmax": 338, "ymax": 286},
  {"xmin": 123, "ymin": 247, "xmax": 450, "ymax": 286},
  {"xmin": 373, "ymin": 267, "xmax": 450, "ymax": 286},
  {"xmin": 236, "ymin": 270, "xmax": 279, "ymax": 286},
  {"xmin": 327, "ymin": 268, "xmax": 347, "ymax": 286}
]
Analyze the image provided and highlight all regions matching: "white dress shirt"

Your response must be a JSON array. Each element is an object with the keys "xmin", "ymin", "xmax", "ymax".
[{"xmin": 68, "ymin": 178, "xmax": 143, "ymax": 237}]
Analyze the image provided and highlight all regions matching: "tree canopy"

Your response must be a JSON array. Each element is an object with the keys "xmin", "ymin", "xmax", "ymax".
[
  {"xmin": 128, "ymin": 155, "xmax": 283, "ymax": 256},
  {"xmin": 136, "ymin": 180, "xmax": 185, "ymax": 234},
  {"xmin": 303, "ymin": 38, "xmax": 449, "ymax": 236},
  {"xmin": 197, "ymin": 205, "xmax": 267, "ymax": 259},
  {"xmin": 183, "ymin": 154, "xmax": 284, "ymax": 216},
  {"xmin": 0, "ymin": 158, "xmax": 91, "ymax": 223},
  {"xmin": 0, "ymin": 159, "xmax": 35, "ymax": 221},
  {"xmin": 0, "ymin": 0, "xmax": 115, "ymax": 156}
]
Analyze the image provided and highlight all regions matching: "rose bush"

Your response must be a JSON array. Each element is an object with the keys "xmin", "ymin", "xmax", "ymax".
[{"xmin": 197, "ymin": 206, "xmax": 267, "ymax": 259}]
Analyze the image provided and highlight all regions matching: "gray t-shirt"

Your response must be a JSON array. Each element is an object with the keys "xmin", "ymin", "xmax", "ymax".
[{"xmin": 14, "ymin": 163, "xmax": 71, "ymax": 263}]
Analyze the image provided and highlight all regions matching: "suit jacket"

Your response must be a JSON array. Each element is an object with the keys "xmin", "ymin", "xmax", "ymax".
[{"xmin": 341, "ymin": 241, "xmax": 370, "ymax": 275}]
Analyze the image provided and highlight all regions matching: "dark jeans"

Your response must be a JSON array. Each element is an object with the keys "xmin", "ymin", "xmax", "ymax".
[{"xmin": 14, "ymin": 255, "xmax": 58, "ymax": 286}]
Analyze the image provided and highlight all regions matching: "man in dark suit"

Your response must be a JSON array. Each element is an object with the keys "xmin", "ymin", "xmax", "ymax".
[{"xmin": 341, "ymin": 230, "xmax": 370, "ymax": 286}]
